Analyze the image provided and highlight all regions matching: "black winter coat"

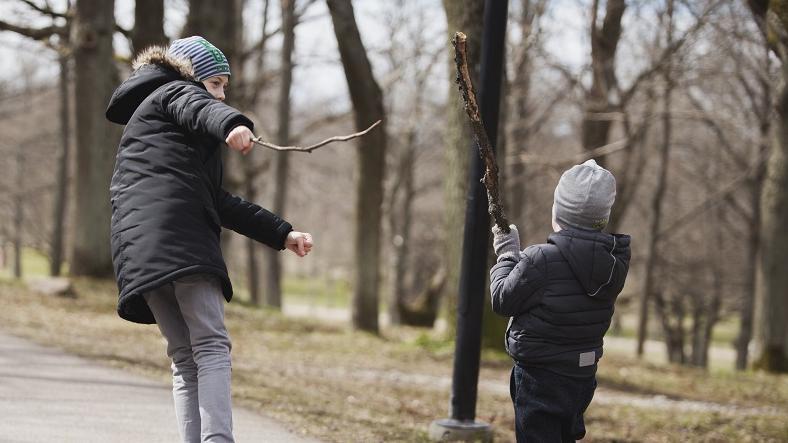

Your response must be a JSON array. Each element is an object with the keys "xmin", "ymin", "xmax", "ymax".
[
  {"xmin": 106, "ymin": 47, "xmax": 292, "ymax": 324},
  {"xmin": 490, "ymin": 228, "xmax": 631, "ymax": 377}
]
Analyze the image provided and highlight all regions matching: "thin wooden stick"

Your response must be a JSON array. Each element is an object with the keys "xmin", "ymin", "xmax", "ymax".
[
  {"xmin": 251, "ymin": 120, "xmax": 381, "ymax": 153},
  {"xmin": 452, "ymin": 31, "xmax": 510, "ymax": 233}
]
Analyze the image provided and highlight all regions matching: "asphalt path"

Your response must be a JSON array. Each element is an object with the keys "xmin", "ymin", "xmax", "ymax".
[{"xmin": 0, "ymin": 332, "xmax": 319, "ymax": 443}]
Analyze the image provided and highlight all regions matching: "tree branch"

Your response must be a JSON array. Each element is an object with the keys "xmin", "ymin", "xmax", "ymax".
[
  {"xmin": 452, "ymin": 31, "xmax": 509, "ymax": 232},
  {"xmin": 251, "ymin": 119, "xmax": 381, "ymax": 153},
  {"xmin": 510, "ymin": 138, "xmax": 629, "ymax": 167},
  {"xmin": 0, "ymin": 19, "xmax": 66, "ymax": 40},
  {"xmin": 657, "ymin": 150, "xmax": 769, "ymax": 241},
  {"xmin": 18, "ymin": 0, "xmax": 69, "ymax": 19},
  {"xmin": 620, "ymin": 0, "xmax": 723, "ymax": 106}
]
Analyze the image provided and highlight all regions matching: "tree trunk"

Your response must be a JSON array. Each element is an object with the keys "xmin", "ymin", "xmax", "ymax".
[
  {"xmin": 748, "ymin": 0, "xmax": 788, "ymax": 373},
  {"xmin": 132, "ymin": 0, "xmax": 167, "ymax": 56},
  {"xmin": 737, "ymin": 43, "xmax": 772, "ymax": 370},
  {"xmin": 507, "ymin": 0, "xmax": 545, "ymax": 233},
  {"xmin": 582, "ymin": 0, "xmax": 626, "ymax": 167},
  {"xmin": 13, "ymin": 139, "xmax": 24, "ymax": 279},
  {"xmin": 753, "ymin": 85, "xmax": 788, "ymax": 372},
  {"xmin": 244, "ymin": 168, "xmax": 261, "ymax": 304},
  {"xmin": 183, "ymin": 0, "xmax": 243, "ymax": 98},
  {"xmin": 440, "ymin": 0, "xmax": 485, "ymax": 336},
  {"xmin": 637, "ymin": 0, "xmax": 672, "ymax": 358},
  {"xmin": 388, "ymin": 135, "xmax": 417, "ymax": 326},
  {"xmin": 327, "ymin": 0, "xmax": 387, "ymax": 333},
  {"xmin": 242, "ymin": 0, "xmax": 271, "ymax": 306},
  {"xmin": 263, "ymin": 0, "xmax": 296, "ymax": 310},
  {"xmin": 70, "ymin": 0, "xmax": 119, "ymax": 277},
  {"xmin": 50, "ymin": 54, "xmax": 71, "ymax": 277}
]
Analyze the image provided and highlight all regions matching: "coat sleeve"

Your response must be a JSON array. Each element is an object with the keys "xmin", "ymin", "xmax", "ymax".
[
  {"xmin": 217, "ymin": 189, "xmax": 293, "ymax": 250},
  {"xmin": 489, "ymin": 245, "xmax": 547, "ymax": 317},
  {"xmin": 160, "ymin": 81, "xmax": 253, "ymax": 141}
]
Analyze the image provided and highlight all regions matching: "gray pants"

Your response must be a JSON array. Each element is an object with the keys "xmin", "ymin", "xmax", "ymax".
[{"xmin": 144, "ymin": 274, "xmax": 234, "ymax": 443}]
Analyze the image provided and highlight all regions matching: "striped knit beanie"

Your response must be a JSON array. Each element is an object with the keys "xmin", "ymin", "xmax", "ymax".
[{"xmin": 168, "ymin": 36, "xmax": 231, "ymax": 81}]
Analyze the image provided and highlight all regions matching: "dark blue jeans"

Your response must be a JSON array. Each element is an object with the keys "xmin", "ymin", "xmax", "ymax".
[{"xmin": 510, "ymin": 364, "xmax": 596, "ymax": 442}]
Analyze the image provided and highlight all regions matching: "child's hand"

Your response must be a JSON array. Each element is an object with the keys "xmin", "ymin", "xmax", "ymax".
[
  {"xmin": 225, "ymin": 125, "xmax": 254, "ymax": 155},
  {"xmin": 492, "ymin": 224, "xmax": 521, "ymax": 262},
  {"xmin": 286, "ymin": 231, "xmax": 313, "ymax": 257}
]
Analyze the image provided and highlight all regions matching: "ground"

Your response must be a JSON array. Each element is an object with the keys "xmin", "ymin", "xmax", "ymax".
[{"xmin": 0, "ymin": 272, "xmax": 786, "ymax": 442}]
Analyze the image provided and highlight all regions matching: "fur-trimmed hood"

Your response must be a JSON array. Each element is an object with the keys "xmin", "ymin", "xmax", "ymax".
[
  {"xmin": 131, "ymin": 45, "xmax": 195, "ymax": 81},
  {"xmin": 106, "ymin": 46, "xmax": 200, "ymax": 124}
]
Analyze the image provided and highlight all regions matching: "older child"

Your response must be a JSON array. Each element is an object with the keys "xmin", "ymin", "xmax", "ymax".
[
  {"xmin": 490, "ymin": 159, "xmax": 630, "ymax": 442},
  {"xmin": 106, "ymin": 36, "xmax": 312, "ymax": 442}
]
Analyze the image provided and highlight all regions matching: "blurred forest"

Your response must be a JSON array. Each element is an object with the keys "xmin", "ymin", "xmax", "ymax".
[{"xmin": 0, "ymin": 0, "xmax": 787, "ymax": 384}]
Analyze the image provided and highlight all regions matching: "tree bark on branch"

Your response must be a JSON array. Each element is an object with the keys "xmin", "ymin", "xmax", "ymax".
[{"xmin": 452, "ymin": 32, "xmax": 509, "ymax": 232}]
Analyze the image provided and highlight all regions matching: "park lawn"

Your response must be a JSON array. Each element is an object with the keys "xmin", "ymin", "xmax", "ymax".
[{"xmin": 1, "ymin": 277, "xmax": 787, "ymax": 442}]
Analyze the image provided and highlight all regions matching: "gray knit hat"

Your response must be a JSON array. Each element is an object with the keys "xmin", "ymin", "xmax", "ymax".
[
  {"xmin": 553, "ymin": 159, "xmax": 616, "ymax": 230},
  {"xmin": 168, "ymin": 36, "xmax": 231, "ymax": 81}
]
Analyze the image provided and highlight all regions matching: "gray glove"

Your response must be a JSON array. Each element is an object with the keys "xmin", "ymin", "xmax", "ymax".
[{"xmin": 492, "ymin": 224, "xmax": 521, "ymax": 262}]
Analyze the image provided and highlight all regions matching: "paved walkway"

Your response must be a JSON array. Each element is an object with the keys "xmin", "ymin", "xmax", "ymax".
[{"xmin": 0, "ymin": 332, "xmax": 319, "ymax": 443}]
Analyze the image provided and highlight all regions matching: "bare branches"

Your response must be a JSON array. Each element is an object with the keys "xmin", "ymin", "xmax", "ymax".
[
  {"xmin": 452, "ymin": 31, "xmax": 509, "ymax": 232},
  {"xmin": 657, "ymin": 149, "xmax": 770, "ymax": 241},
  {"xmin": 0, "ymin": 20, "xmax": 66, "ymax": 41},
  {"xmin": 620, "ymin": 0, "xmax": 723, "ymax": 106},
  {"xmin": 510, "ymin": 138, "xmax": 629, "ymax": 167},
  {"xmin": 18, "ymin": 0, "xmax": 69, "ymax": 19},
  {"xmin": 251, "ymin": 120, "xmax": 381, "ymax": 153}
]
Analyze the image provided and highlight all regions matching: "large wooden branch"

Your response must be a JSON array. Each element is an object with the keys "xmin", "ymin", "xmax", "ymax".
[
  {"xmin": 251, "ymin": 120, "xmax": 381, "ymax": 153},
  {"xmin": 452, "ymin": 31, "xmax": 510, "ymax": 233}
]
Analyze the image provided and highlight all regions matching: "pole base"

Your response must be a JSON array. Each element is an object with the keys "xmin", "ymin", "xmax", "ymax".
[{"xmin": 428, "ymin": 418, "xmax": 493, "ymax": 442}]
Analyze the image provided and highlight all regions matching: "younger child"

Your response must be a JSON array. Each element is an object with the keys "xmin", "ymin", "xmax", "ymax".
[
  {"xmin": 106, "ymin": 36, "xmax": 312, "ymax": 442},
  {"xmin": 490, "ymin": 159, "xmax": 631, "ymax": 442}
]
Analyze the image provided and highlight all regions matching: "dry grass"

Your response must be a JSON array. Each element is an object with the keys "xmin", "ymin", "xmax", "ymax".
[{"xmin": 1, "ymin": 277, "xmax": 787, "ymax": 442}]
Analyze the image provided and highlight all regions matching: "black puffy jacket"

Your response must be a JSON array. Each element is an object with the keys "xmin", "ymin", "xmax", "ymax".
[
  {"xmin": 490, "ymin": 228, "xmax": 631, "ymax": 377},
  {"xmin": 106, "ymin": 47, "xmax": 292, "ymax": 324}
]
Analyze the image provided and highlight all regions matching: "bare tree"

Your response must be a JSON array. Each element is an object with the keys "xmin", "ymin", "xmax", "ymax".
[
  {"xmin": 263, "ymin": 0, "xmax": 298, "ymax": 309},
  {"xmin": 642, "ymin": 0, "xmax": 678, "ymax": 361},
  {"xmin": 50, "ymin": 48, "xmax": 71, "ymax": 277},
  {"xmin": 69, "ymin": 0, "xmax": 120, "ymax": 276},
  {"xmin": 583, "ymin": 0, "xmax": 626, "ymax": 166},
  {"xmin": 327, "ymin": 0, "xmax": 388, "ymax": 333},
  {"xmin": 726, "ymin": 14, "xmax": 772, "ymax": 370},
  {"xmin": 0, "ymin": 1, "xmax": 79, "ymax": 276},
  {"xmin": 242, "ymin": 0, "xmax": 272, "ymax": 306},
  {"xmin": 506, "ymin": 0, "xmax": 548, "ymax": 234},
  {"xmin": 748, "ymin": 0, "xmax": 788, "ymax": 373},
  {"xmin": 183, "ymin": 0, "xmax": 243, "ymax": 98},
  {"xmin": 13, "ymin": 133, "xmax": 24, "ymax": 279},
  {"xmin": 440, "ymin": 0, "xmax": 484, "ymax": 335},
  {"xmin": 132, "ymin": 0, "xmax": 167, "ymax": 55}
]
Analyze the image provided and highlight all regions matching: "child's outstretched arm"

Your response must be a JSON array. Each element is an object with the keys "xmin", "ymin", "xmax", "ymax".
[
  {"xmin": 217, "ymin": 190, "xmax": 293, "ymax": 250},
  {"xmin": 161, "ymin": 82, "xmax": 253, "ymax": 143},
  {"xmin": 490, "ymin": 224, "xmax": 546, "ymax": 316}
]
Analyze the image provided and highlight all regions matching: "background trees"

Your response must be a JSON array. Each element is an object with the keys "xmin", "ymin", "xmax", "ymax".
[{"xmin": 0, "ymin": 0, "xmax": 785, "ymax": 375}]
